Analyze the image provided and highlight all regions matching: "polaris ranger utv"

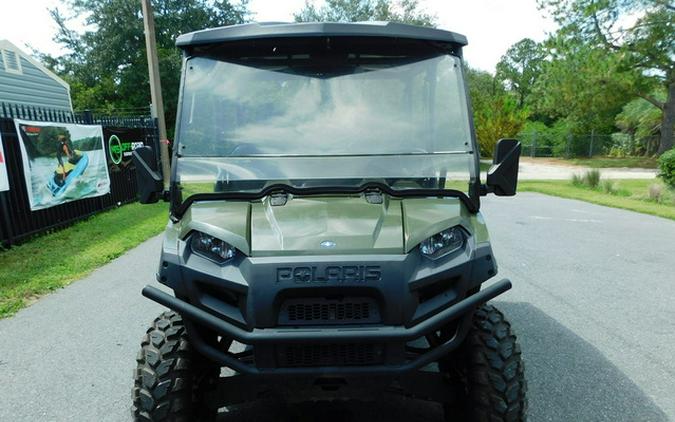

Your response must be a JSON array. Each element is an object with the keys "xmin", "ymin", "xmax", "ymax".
[{"xmin": 132, "ymin": 21, "xmax": 526, "ymax": 421}]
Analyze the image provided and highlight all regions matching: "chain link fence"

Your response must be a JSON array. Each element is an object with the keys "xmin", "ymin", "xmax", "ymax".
[{"xmin": 518, "ymin": 131, "xmax": 661, "ymax": 158}]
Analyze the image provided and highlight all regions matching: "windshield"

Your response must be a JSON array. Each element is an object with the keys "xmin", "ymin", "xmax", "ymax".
[{"xmin": 175, "ymin": 42, "xmax": 476, "ymax": 201}]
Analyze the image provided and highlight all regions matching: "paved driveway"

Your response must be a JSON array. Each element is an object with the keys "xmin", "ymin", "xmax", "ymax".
[
  {"xmin": 482, "ymin": 159, "xmax": 658, "ymax": 180},
  {"xmin": 1, "ymin": 193, "xmax": 673, "ymax": 421}
]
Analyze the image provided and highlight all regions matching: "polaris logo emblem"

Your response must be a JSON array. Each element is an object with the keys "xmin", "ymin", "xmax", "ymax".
[
  {"xmin": 320, "ymin": 240, "xmax": 336, "ymax": 248},
  {"xmin": 276, "ymin": 266, "xmax": 382, "ymax": 283}
]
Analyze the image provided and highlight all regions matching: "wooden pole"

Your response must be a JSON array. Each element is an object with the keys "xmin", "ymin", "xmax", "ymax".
[{"xmin": 141, "ymin": 0, "xmax": 170, "ymax": 189}]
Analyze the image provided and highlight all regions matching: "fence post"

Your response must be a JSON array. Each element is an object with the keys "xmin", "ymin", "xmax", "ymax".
[
  {"xmin": 82, "ymin": 110, "xmax": 94, "ymax": 125},
  {"xmin": 0, "ymin": 191, "xmax": 14, "ymax": 248},
  {"xmin": 589, "ymin": 129, "xmax": 594, "ymax": 158},
  {"xmin": 531, "ymin": 132, "xmax": 537, "ymax": 158}
]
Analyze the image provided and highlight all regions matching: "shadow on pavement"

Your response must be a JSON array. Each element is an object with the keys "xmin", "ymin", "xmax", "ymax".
[
  {"xmin": 499, "ymin": 302, "xmax": 668, "ymax": 422},
  {"xmin": 215, "ymin": 302, "xmax": 667, "ymax": 422}
]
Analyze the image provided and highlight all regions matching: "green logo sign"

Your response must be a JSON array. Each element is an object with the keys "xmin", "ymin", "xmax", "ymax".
[{"xmin": 109, "ymin": 135, "xmax": 123, "ymax": 165}]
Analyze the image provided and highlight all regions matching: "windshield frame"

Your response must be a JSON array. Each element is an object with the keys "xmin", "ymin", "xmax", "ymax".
[{"xmin": 169, "ymin": 37, "xmax": 482, "ymax": 216}]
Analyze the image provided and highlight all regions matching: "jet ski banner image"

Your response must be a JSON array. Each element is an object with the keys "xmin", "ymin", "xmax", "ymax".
[{"xmin": 14, "ymin": 120, "xmax": 111, "ymax": 210}]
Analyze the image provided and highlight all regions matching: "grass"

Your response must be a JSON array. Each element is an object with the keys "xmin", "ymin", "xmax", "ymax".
[
  {"xmin": 519, "ymin": 179, "xmax": 675, "ymax": 221},
  {"xmin": 479, "ymin": 162, "xmax": 492, "ymax": 172},
  {"xmin": 557, "ymin": 156, "xmax": 658, "ymax": 169},
  {"xmin": 0, "ymin": 202, "xmax": 168, "ymax": 318}
]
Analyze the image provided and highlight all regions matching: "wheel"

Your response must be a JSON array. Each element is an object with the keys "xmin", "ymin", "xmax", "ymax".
[
  {"xmin": 443, "ymin": 304, "xmax": 527, "ymax": 421},
  {"xmin": 132, "ymin": 311, "xmax": 218, "ymax": 421}
]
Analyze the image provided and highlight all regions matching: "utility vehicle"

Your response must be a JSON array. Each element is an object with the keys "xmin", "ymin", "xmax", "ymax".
[{"xmin": 132, "ymin": 21, "xmax": 526, "ymax": 421}]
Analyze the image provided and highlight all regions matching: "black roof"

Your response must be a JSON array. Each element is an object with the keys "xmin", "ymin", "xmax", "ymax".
[{"xmin": 176, "ymin": 21, "xmax": 467, "ymax": 48}]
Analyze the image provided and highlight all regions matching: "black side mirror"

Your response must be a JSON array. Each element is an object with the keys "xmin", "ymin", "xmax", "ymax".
[
  {"xmin": 484, "ymin": 138, "xmax": 521, "ymax": 196},
  {"xmin": 132, "ymin": 146, "xmax": 164, "ymax": 204}
]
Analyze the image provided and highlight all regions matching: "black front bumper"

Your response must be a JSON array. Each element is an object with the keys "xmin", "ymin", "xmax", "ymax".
[{"xmin": 142, "ymin": 278, "xmax": 511, "ymax": 376}]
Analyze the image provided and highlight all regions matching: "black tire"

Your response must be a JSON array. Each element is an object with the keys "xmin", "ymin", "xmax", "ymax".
[
  {"xmin": 443, "ymin": 304, "xmax": 527, "ymax": 422},
  {"xmin": 132, "ymin": 311, "xmax": 218, "ymax": 422}
]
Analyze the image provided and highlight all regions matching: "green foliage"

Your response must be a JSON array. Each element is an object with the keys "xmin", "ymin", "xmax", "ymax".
[
  {"xmin": 294, "ymin": 0, "xmax": 436, "ymax": 27},
  {"xmin": 36, "ymin": 126, "xmax": 71, "ymax": 157},
  {"xmin": 521, "ymin": 179, "xmax": 675, "ymax": 220},
  {"xmin": 583, "ymin": 169, "xmax": 601, "ymax": 188},
  {"xmin": 519, "ymin": 120, "xmax": 566, "ymax": 156},
  {"xmin": 474, "ymin": 95, "xmax": 529, "ymax": 157},
  {"xmin": 611, "ymin": 93, "xmax": 665, "ymax": 156},
  {"xmin": 531, "ymin": 40, "xmax": 635, "ymax": 135},
  {"xmin": 600, "ymin": 179, "xmax": 629, "ymax": 196},
  {"xmin": 537, "ymin": 0, "xmax": 674, "ymax": 154},
  {"xmin": 72, "ymin": 136, "xmax": 103, "ymax": 151},
  {"xmin": 571, "ymin": 173, "xmax": 583, "ymax": 186},
  {"xmin": 466, "ymin": 67, "xmax": 528, "ymax": 156},
  {"xmin": 570, "ymin": 169, "xmax": 601, "ymax": 189},
  {"xmin": 565, "ymin": 156, "xmax": 659, "ymax": 169},
  {"xmin": 496, "ymin": 38, "xmax": 546, "ymax": 108},
  {"xmin": 601, "ymin": 180, "xmax": 631, "ymax": 198},
  {"xmin": 0, "ymin": 202, "xmax": 167, "ymax": 318},
  {"xmin": 658, "ymin": 148, "xmax": 675, "ymax": 187},
  {"xmin": 44, "ymin": 0, "xmax": 249, "ymax": 139}
]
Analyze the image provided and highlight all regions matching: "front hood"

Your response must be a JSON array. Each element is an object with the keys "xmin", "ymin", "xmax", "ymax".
[
  {"xmin": 251, "ymin": 196, "xmax": 403, "ymax": 255},
  {"xmin": 177, "ymin": 195, "xmax": 471, "ymax": 257}
]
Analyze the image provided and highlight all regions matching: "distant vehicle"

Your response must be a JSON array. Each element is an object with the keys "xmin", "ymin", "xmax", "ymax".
[{"xmin": 132, "ymin": 21, "xmax": 526, "ymax": 421}]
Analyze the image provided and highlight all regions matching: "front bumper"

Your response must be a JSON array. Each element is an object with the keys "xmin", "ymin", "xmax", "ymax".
[
  {"xmin": 148, "ymin": 231, "xmax": 506, "ymax": 376},
  {"xmin": 142, "ymin": 278, "xmax": 511, "ymax": 376}
]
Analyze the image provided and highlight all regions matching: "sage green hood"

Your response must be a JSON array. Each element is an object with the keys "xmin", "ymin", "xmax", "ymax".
[{"xmin": 173, "ymin": 195, "xmax": 487, "ymax": 257}]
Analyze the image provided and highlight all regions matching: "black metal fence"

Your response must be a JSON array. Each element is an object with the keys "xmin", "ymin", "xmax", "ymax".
[{"xmin": 0, "ymin": 102, "xmax": 159, "ymax": 247}]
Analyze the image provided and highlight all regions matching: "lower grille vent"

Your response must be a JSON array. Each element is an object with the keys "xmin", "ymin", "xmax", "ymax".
[
  {"xmin": 278, "ymin": 297, "xmax": 381, "ymax": 325},
  {"xmin": 278, "ymin": 343, "xmax": 384, "ymax": 367}
]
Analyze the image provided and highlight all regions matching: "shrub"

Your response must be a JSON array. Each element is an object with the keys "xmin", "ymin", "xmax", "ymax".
[
  {"xmin": 648, "ymin": 184, "xmax": 663, "ymax": 202},
  {"xmin": 602, "ymin": 180, "xmax": 616, "ymax": 194},
  {"xmin": 474, "ymin": 95, "xmax": 528, "ymax": 157},
  {"xmin": 583, "ymin": 169, "xmax": 601, "ymax": 188},
  {"xmin": 571, "ymin": 173, "xmax": 584, "ymax": 186},
  {"xmin": 658, "ymin": 148, "xmax": 675, "ymax": 187}
]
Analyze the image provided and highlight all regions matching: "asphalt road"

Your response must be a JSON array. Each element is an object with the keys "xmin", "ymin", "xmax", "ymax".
[{"xmin": 1, "ymin": 192, "xmax": 674, "ymax": 421}]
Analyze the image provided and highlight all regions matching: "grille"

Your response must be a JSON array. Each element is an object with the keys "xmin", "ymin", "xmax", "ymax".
[
  {"xmin": 278, "ymin": 297, "xmax": 381, "ymax": 325},
  {"xmin": 278, "ymin": 343, "xmax": 384, "ymax": 367}
]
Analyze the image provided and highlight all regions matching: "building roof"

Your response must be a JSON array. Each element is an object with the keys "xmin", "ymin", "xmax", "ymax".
[
  {"xmin": 176, "ymin": 21, "xmax": 467, "ymax": 48},
  {"xmin": 0, "ymin": 40, "xmax": 70, "ymax": 90}
]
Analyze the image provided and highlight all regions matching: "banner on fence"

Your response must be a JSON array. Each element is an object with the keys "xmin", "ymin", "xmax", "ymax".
[
  {"xmin": 14, "ymin": 119, "xmax": 111, "ymax": 210},
  {"xmin": 104, "ymin": 127, "xmax": 147, "ymax": 168},
  {"xmin": 0, "ymin": 132, "xmax": 8, "ymax": 192}
]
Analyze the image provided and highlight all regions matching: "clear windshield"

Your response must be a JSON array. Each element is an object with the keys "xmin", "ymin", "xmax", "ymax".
[{"xmin": 175, "ymin": 50, "xmax": 475, "ymax": 198}]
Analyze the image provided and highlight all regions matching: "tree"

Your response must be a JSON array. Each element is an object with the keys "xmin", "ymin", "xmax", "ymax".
[
  {"xmin": 294, "ymin": 0, "xmax": 436, "ymax": 27},
  {"xmin": 613, "ymin": 91, "xmax": 665, "ymax": 155},
  {"xmin": 538, "ymin": 0, "xmax": 675, "ymax": 153},
  {"xmin": 531, "ymin": 37, "xmax": 635, "ymax": 136},
  {"xmin": 466, "ymin": 66, "xmax": 529, "ymax": 156},
  {"xmin": 43, "ymin": 0, "xmax": 249, "ymax": 138},
  {"xmin": 496, "ymin": 38, "xmax": 546, "ymax": 107}
]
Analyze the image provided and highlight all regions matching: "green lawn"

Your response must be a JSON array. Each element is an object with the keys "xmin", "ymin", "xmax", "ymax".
[
  {"xmin": 479, "ymin": 162, "xmax": 492, "ymax": 171},
  {"xmin": 519, "ymin": 179, "xmax": 675, "ymax": 220},
  {"xmin": 0, "ymin": 202, "xmax": 168, "ymax": 318},
  {"xmin": 560, "ymin": 156, "xmax": 658, "ymax": 169}
]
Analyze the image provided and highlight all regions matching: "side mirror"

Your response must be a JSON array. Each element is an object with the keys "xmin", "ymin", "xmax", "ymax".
[
  {"xmin": 484, "ymin": 138, "xmax": 521, "ymax": 196},
  {"xmin": 132, "ymin": 146, "xmax": 164, "ymax": 204}
]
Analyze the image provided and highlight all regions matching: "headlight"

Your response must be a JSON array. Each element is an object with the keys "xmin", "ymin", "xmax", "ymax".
[
  {"xmin": 419, "ymin": 226, "xmax": 465, "ymax": 259},
  {"xmin": 190, "ymin": 231, "xmax": 236, "ymax": 264}
]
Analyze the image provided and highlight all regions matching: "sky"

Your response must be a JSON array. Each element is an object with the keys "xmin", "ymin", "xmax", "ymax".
[{"xmin": 1, "ymin": 0, "xmax": 557, "ymax": 73}]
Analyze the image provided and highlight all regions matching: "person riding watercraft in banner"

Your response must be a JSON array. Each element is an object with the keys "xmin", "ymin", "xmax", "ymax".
[{"xmin": 55, "ymin": 133, "xmax": 81, "ymax": 184}]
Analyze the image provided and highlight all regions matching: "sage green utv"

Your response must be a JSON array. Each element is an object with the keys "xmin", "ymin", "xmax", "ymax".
[{"xmin": 132, "ymin": 21, "xmax": 526, "ymax": 421}]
